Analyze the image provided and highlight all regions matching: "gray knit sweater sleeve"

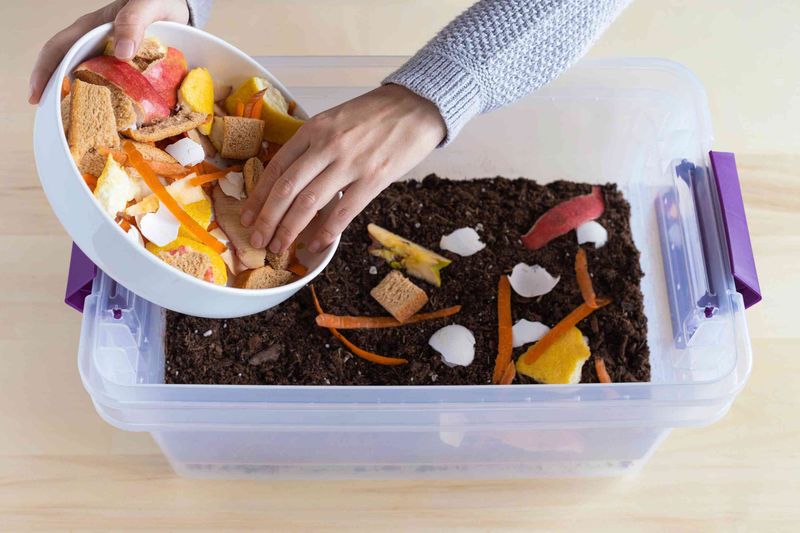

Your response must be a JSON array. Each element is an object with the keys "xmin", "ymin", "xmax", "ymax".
[
  {"xmin": 185, "ymin": 0, "xmax": 213, "ymax": 28},
  {"xmin": 384, "ymin": 0, "xmax": 631, "ymax": 144}
]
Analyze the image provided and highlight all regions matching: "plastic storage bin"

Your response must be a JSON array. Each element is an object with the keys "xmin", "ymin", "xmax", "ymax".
[{"xmin": 76, "ymin": 56, "xmax": 758, "ymax": 479}]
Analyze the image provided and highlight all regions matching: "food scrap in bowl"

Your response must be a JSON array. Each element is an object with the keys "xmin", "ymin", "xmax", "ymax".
[{"xmin": 61, "ymin": 36, "xmax": 305, "ymax": 290}]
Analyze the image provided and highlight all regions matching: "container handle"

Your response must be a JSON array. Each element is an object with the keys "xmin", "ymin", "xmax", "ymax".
[
  {"xmin": 708, "ymin": 151, "xmax": 762, "ymax": 308},
  {"xmin": 65, "ymin": 243, "xmax": 97, "ymax": 313}
]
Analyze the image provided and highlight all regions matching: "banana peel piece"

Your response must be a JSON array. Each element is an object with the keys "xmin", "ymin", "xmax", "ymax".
[{"xmin": 367, "ymin": 223, "xmax": 451, "ymax": 287}]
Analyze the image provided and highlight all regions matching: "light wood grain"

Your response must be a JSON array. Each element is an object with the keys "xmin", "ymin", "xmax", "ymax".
[{"xmin": 1, "ymin": 0, "xmax": 799, "ymax": 530}]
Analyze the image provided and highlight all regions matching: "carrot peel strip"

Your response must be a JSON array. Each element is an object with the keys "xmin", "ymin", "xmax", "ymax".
[
  {"xmin": 499, "ymin": 361, "xmax": 516, "ymax": 385},
  {"xmin": 521, "ymin": 298, "xmax": 611, "ymax": 365},
  {"xmin": 235, "ymin": 101, "xmax": 245, "ymax": 117},
  {"xmin": 188, "ymin": 165, "xmax": 243, "ymax": 186},
  {"xmin": 492, "ymin": 275, "xmax": 513, "ymax": 384},
  {"xmin": 315, "ymin": 305, "xmax": 462, "ymax": 329},
  {"xmin": 122, "ymin": 142, "xmax": 226, "ymax": 254},
  {"xmin": 82, "ymin": 173, "xmax": 98, "ymax": 190},
  {"xmin": 288, "ymin": 262, "xmax": 309, "ymax": 277},
  {"xmin": 595, "ymin": 357, "xmax": 612, "ymax": 383},
  {"xmin": 248, "ymin": 89, "xmax": 267, "ymax": 119},
  {"xmin": 310, "ymin": 286, "xmax": 407, "ymax": 366},
  {"xmin": 189, "ymin": 170, "xmax": 230, "ymax": 186},
  {"xmin": 575, "ymin": 247, "xmax": 598, "ymax": 308}
]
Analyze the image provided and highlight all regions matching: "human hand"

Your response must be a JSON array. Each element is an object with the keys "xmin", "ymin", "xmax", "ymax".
[
  {"xmin": 241, "ymin": 83, "xmax": 447, "ymax": 254},
  {"xmin": 28, "ymin": 0, "xmax": 189, "ymax": 104}
]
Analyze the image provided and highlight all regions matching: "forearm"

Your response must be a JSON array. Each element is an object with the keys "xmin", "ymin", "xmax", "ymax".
[
  {"xmin": 186, "ymin": 0, "xmax": 213, "ymax": 28},
  {"xmin": 385, "ymin": 0, "xmax": 632, "ymax": 143}
]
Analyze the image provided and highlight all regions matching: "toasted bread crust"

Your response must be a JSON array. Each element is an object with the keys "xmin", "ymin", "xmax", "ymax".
[
  {"xmin": 77, "ymin": 149, "xmax": 107, "ymax": 177},
  {"xmin": 124, "ymin": 107, "xmax": 209, "ymax": 143},
  {"xmin": 234, "ymin": 266, "xmax": 293, "ymax": 289},
  {"xmin": 370, "ymin": 271, "xmax": 429, "ymax": 322},
  {"xmin": 158, "ymin": 249, "xmax": 213, "ymax": 282},
  {"xmin": 74, "ymin": 69, "xmax": 138, "ymax": 131},
  {"xmin": 265, "ymin": 249, "xmax": 291, "ymax": 271},
  {"xmin": 243, "ymin": 157, "xmax": 264, "ymax": 196},
  {"xmin": 219, "ymin": 116, "xmax": 264, "ymax": 160},
  {"xmin": 68, "ymin": 79, "xmax": 119, "ymax": 164},
  {"xmin": 129, "ymin": 140, "xmax": 178, "ymax": 164}
]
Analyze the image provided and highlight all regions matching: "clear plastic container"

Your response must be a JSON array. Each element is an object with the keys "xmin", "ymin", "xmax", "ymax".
[{"xmin": 77, "ymin": 57, "xmax": 754, "ymax": 479}]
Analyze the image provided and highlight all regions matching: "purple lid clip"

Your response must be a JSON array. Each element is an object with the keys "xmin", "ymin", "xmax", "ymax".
[
  {"xmin": 709, "ymin": 151, "xmax": 762, "ymax": 308},
  {"xmin": 65, "ymin": 243, "xmax": 97, "ymax": 313}
]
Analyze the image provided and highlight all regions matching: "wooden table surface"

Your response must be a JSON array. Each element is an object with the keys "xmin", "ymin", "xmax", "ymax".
[{"xmin": 2, "ymin": 1, "xmax": 798, "ymax": 530}]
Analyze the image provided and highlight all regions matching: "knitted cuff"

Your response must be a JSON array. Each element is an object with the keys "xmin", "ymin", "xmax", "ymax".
[
  {"xmin": 383, "ymin": 51, "xmax": 482, "ymax": 146},
  {"xmin": 185, "ymin": 0, "xmax": 212, "ymax": 29}
]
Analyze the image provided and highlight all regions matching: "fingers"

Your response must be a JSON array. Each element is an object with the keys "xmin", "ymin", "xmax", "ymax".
[
  {"xmin": 29, "ymin": 13, "xmax": 99, "ymax": 104},
  {"xmin": 112, "ymin": 0, "xmax": 163, "ymax": 59},
  {"xmin": 308, "ymin": 179, "xmax": 379, "ymax": 253},
  {"xmin": 241, "ymin": 134, "xmax": 310, "ymax": 227},
  {"xmin": 266, "ymin": 164, "xmax": 350, "ymax": 255},
  {"xmin": 249, "ymin": 151, "xmax": 332, "ymax": 251}
]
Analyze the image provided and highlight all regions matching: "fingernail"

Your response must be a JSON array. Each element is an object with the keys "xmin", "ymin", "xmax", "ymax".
[
  {"xmin": 115, "ymin": 39, "xmax": 135, "ymax": 59},
  {"xmin": 251, "ymin": 230, "xmax": 264, "ymax": 248},
  {"xmin": 241, "ymin": 209, "xmax": 254, "ymax": 227},
  {"xmin": 268, "ymin": 238, "xmax": 282, "ymax": 254},
  {"xmin": 308, "ymin": 240, "xmax": 321, "ymax": 253}
]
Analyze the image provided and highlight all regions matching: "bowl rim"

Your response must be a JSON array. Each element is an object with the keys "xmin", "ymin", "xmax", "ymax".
[{"xmin": 49, "ymin": 20, "xmax": 339, "ymax": 298}]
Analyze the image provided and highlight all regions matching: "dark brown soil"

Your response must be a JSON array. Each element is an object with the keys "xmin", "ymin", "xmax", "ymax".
[{"xmin": 165, "ymin": 175, "xmax": 650, "ymax": 385}]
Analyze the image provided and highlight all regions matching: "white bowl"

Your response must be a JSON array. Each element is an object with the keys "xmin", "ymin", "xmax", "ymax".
[{"xmin": 34, "ymin": 22, "xmax": 339, "ymax": 318}]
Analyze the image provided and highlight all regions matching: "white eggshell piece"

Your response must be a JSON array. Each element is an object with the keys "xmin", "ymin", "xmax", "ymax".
[
  {"xmin": 124, "ymin": 225, "xmax": 145, "ymax": 248},
  {"xmin": 511, "ymin": 319, "xmax": 550, "ymax": 348},
  {"xmin": 440, "ymin": 227, "xmax": 486, "ymax": 257},
  {"xmin": 429, "ymin": 325, "xmax": 475, "ymax": 367},
  {"xmin": 139, "ymin": 203, "xmax": 180, "ymax": 246},
  {"xmin": 164, "ymin": 137, "xmax": 205, "ymax": 167},
  {"xmin": 219, "ymin": 171, "xmax": 246, "ymax": 200},
  {"xmin": 508, "ymin": 263, "xmax": 560, "ymax": 298},
  {"xmin": 576, "ymin": 220, "xmax": 608, "ymax": 248}
]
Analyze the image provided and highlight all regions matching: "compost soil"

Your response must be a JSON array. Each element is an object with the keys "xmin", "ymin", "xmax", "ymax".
[{"xmin": 165, "ymin": 175, "xmax": 650, "ymax": 385}]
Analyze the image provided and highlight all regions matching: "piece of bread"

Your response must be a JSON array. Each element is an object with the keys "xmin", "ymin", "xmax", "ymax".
[
  {"xmin": 128, "ymin": 140, "xmax": 178, "ymax": 164},
  {"xmin": 61, "ymin": 92, "xmax": 71, "ymax": 134},
  {"xmin": 370, "ymin": 271, "xmax": 429, "ymax": 322},
  {"xmin": 124, "ymin": 107, "xmax": 208, "ymax": 142},
  {"xmin": 77, "ymin": 149, "xmax": 107, "ymax": 177},
  {"xmin": 158, "ymin": 249, "xmax": 213, "ymax": 282},
  {"xmin": 210, "ymin": 116, "xmax": 264, "ymax": 160},
  {"xmin": 74, "ymin": 70, "xmax": 137, "ymax": 131},
  {"xmin": 265, "ymin": 249, "xmax": 291, "ymax": 271},
  {"xmin": 243, "ymin": 157, "xmax": 264, "ymax": 196},
  {"xmin": 132, "ymin": 37, "xmax": 167, "ymax": 70},
  {"xmin": 234, "ymin": 266, "xmax": 293, "ymax": 289},
  {"xmin": 68, "ymin": 79, "xmax": 119, "ymax": 164}
]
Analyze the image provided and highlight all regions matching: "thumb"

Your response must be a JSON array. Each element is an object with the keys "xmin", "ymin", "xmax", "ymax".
[{"xmin": 112, "ymin": 0, "xmax": 162, "ymax": 60}]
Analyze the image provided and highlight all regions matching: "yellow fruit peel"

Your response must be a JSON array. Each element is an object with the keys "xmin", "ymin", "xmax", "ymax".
[
  {"xmin": 515, "ymin": 326, "xmax": 591, "ymax": 384},
  {"xmin": 179, "ymin": 67, "xmax": 215, "ymax": 135},
  {"xmin": 177, "ymin": 198, "xmax": 212, "ymax": 239},
  {"xmin": 225, "ymin": 76, "xmax": 304, "ymax": 144}
]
